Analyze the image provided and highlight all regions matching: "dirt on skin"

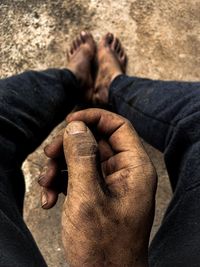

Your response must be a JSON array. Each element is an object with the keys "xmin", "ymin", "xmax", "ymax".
[{"xmin": 0, "ymin": 0, "xmax": 200, "ymax": 266}]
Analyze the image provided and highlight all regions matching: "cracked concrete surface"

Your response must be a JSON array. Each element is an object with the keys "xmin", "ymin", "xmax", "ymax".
[{"xmin": 0, "ymin": 0, "xmax": 199, "ymax": 266}]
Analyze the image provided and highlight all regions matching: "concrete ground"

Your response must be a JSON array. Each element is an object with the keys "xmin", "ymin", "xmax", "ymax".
[{"xmin": 0, "ymin": 0, "xmax": 199, "ymax": 266}]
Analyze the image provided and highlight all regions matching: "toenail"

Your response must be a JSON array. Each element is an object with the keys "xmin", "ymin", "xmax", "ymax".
[
  {"xmin": 107, "ymin": 33, "xmax": 113, "ymax": 43},
  {"xmin": 81, "ymin": 31, "xmax": 86, "ymax": 36}
]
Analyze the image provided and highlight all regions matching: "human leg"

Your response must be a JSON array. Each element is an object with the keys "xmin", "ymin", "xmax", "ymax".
[
  {"xmin": 0, "ymin": 68, "xmax": 74, "ymax": 266},
  {"xmin": 0, "ymin": 32, "xmax": 96, "ymax": 266},
  {"xmin": 109, "ymin": 75, "xmax": 200, "ymax": 266},
  {"xmin": 95, "ymin": 33, "xmax": 200, "ymax": 266}
]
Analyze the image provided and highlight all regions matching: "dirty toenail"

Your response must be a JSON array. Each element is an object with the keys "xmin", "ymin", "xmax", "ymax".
[
  {"xmin": 81, "ymin": 31, "xmax": 86, "ymax": 36},
  {"xmin": 107, "ymin": 33, "xmax": 113, "ymax": 43}
]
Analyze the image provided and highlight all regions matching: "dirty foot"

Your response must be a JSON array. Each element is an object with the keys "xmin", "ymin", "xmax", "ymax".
[
  {"xmin": 94, "ymin": 33, "xmax": 127, "ymax": 105},
  {"xmin": 67, "ymin": 31, "xmax": 96, "ymax": 102}
]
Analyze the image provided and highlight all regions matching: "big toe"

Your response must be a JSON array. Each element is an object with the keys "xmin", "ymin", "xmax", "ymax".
[
  {"xmin": 80, "ymin": 31, "xmax": 95, "ymax": 47},
  {"xmin": 99, "ymin": 32, "xmax": 114, "ymax": 48}
]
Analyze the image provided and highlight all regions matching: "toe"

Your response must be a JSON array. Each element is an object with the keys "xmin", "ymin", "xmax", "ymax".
[
  {"xmin": 121, "ymin": 54, "xmax": 127, "ymax": 69},
  {"xmin": 80, "ymin": 30, "xmax": 93, "ymax": 43},
  {"xmin": 83, "ymin": 31, "xmax": 95, "ymax": 46},
  {"xmin": 116, "ymin": 42, "xmax": 122, "ymax": 54},
  {"xmin": 72, "ymin": 40, "xmax": 77, "ymax": 50},
  {"xmin": 119, "ymin": 49, "xmax": 124, "ymax": 58},
  {"xmin": 80, "ymin": 31, "xmax": 87, "ymax": 43},
  {"xmin": 117, "ymin": 45, "xmax": 127, "ymax": 69},
  {"xmin": 80, "ymin": 31, "xmax": 96, "ymax": 55},
  {"xmin": 100, "ymin": 33, "xmax": 114, "ymax": 47},
  {"xmin": 112, "ymin": 37, "xmax": 119, "ymax": 51},
  {"xmin": 69, "ymin": 46, "xmax": 73, "ymax": 55},
  {"xmin": 81, "ymin": 31, "xmax": 95, "ymax": 45},
  {"xmin": 105, "ymin": 32, "xmax": 114, "ymax": 44},
  {"xmin": 76, "ymin": 36, "xmax": 82, "ymax": 47},
  {"xmin": 75, "ymin": 38, "xmax": 81, "ymax": 49}
]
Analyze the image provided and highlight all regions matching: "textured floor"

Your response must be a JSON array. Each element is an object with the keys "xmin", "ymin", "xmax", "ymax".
[{"xmin": 1, "ymin": 0, "xmax": 200, "ymax": 266}]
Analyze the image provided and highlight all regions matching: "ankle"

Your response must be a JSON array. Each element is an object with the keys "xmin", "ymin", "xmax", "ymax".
[{"xmin": 111, "ymin": 71, "xmax": 123, "ymax": 83}]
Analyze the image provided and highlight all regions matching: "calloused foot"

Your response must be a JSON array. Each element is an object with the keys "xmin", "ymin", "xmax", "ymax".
[
  {"xmin": 93, "ymin": 33, "xmax": 127, "ymax": 105},
  {"xmin": 67, "ymin": 31, "xmax": 96, "ymax": 102}
]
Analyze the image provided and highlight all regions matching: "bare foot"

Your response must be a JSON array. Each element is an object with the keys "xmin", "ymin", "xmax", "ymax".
[
  {"xmin": 67, "ymin": 31, "xmax": 96, "ymax": 102},
  {"xmin": 93, "ymin": 33, "xmax": 127, "ymax": 105}
]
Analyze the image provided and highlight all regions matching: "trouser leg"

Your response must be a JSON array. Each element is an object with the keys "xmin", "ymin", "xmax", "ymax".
[
  {"xmin": 0, "ymin": 69, "xmax": 79, "ymax": 266},
  {"xmin": 109, "ymin": 75, "xmax": 200, "ymax": 266}
]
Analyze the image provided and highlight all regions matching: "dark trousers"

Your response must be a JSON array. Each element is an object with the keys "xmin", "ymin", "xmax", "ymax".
[
  {"xmin": 0, "ymin": 70, "xmax": 200, "ymax": 266},
  {"xmin": 110, "ymin": 75, "xmax": 200, "ymax": 267},
  {"xmin": 0, "ymin": 69, "xmax": 78, "ymax": 267}
]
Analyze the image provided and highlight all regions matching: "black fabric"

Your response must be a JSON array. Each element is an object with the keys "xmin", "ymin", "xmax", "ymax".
[
  {"xmin": 1, "ymin": 69, "xmax": 200, "ymax": 266},
  {"xmin": 109, "ymin": 75, "xmax": 200, "ymax": 267},
  {"xmin": 0, "ymin": 69, "xmax": 79, "ymax": 267}
]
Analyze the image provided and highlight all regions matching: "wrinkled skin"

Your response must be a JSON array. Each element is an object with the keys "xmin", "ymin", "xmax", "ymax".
[
  {"xmin": 40, "ymin": 109, "xmax": 157, "ymax": 267},
  {"xmin": 38, "ymin": 32, "xmax": 157, "ymax": 266}
]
